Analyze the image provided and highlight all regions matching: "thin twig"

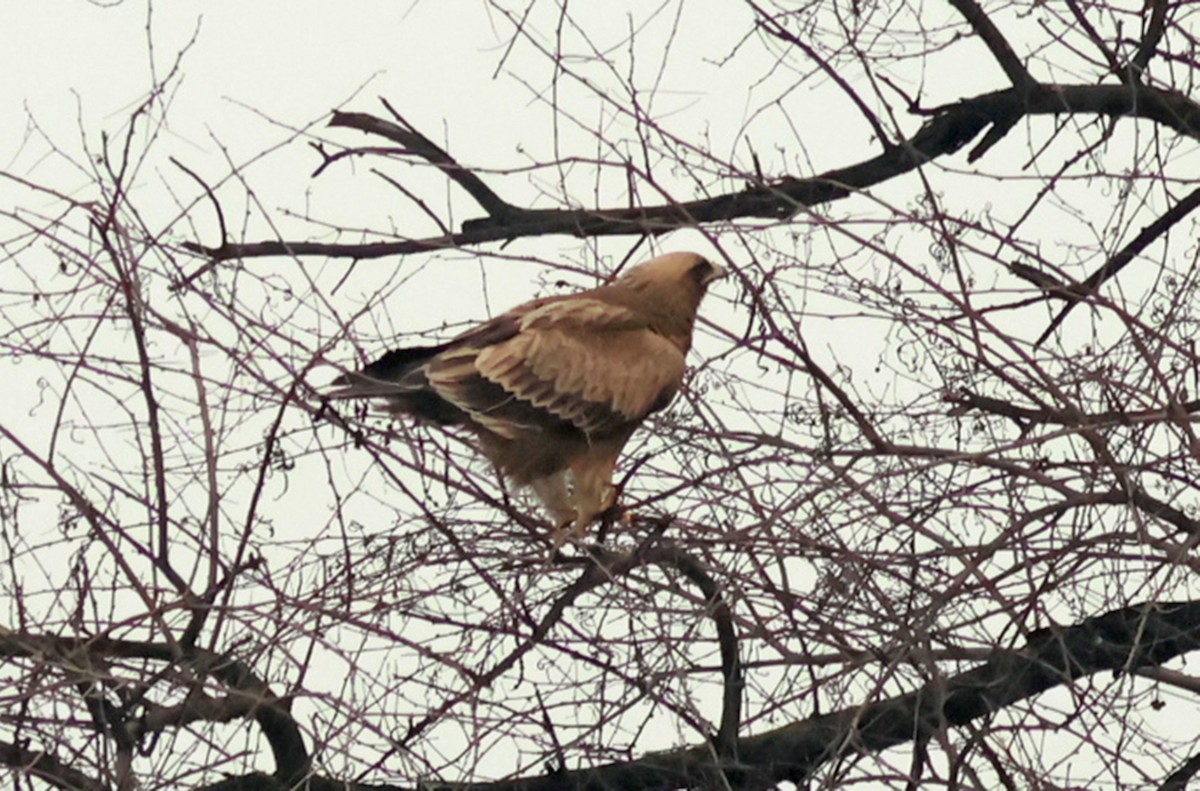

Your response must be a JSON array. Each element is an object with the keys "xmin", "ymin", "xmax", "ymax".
[
  {"xmin": 752, "ymin": 2, "xmax": 893, "ymax": 148},
  {"xmin": 1036, "ymin": 183, "xmax": 1200, "ymax": 345}
]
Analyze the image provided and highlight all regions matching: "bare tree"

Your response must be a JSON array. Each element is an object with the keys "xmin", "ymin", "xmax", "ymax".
[{"xmin": 3, "ymin": 0, "xmax": 1200, "ymax": 788}]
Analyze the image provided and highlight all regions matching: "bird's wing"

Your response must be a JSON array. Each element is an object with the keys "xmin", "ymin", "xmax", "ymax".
[{"xmin": 425, "ymin": 298, "xmax": 686, "ymax": 438}]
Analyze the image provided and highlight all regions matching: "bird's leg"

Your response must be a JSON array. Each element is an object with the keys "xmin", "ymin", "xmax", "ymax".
[
  {"xmin": 532, "ymin": 473, "xmax": 576, "ymax": 526},
  {"xmin": 532, "ymin": 474, "xmax": 580, "ymax": 553},
  {"xmin": 557, "ymin": 446, "xmax": 623, "ymax": 549},
  {"xmin": 568, "ymin": 472, "xmax": 618, "ymax": 542},
  {"xmin": 592, "ymin": 481, "xmax": 630, "ymax": 544},
  {"xmin": 544, "ymin": 486, "xmax": 611, "ymax": 559},
  {"xmin": 544, "ymin": 453, "xmax": 620, "ymax": 553},
  {"xmin": 549, "ymin": 517, "xmax": 576, "ymax": 555}
]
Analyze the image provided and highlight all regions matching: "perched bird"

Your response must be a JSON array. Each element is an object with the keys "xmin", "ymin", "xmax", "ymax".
[{"xmin": 329, "ymin": 251, "xmax": 725, "ymax": 543}]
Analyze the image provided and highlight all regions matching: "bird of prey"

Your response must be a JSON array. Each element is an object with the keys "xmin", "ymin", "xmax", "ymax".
[{"xmin": 329, "ymin": 251, "xmax": 725, "ymax": 543}]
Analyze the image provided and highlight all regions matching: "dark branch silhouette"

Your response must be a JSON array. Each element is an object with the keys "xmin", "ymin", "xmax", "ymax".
[
  {"xmin": 944, "ymin": 0, "xmax": 1036, "ymax": 89},
  {"xmin": 0, "ymin": 633, "xmax": 309, "ymax": 790},
  {"xmin": 0, "ymin": 740, "xmax": 109, "ymax": 791},
  {"xmin": 187, "ymin": 599, "xmax": 1200, "ymax": 791},
  {"xmin": 1036, "ymin": 184, "xmax": 1200, "ymax": 345},
  {"xmin": 181, "ymin": 84, "xmax": 1200, "ymax": 268}
]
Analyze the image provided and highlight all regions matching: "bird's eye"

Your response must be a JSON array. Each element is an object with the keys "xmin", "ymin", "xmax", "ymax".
[{"xmin": 691, "ymin": 258, "xmax": 725, "ymax": 285}]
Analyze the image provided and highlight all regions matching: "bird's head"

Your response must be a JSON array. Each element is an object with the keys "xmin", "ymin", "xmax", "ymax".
[
  {"xmin": 617, "ymin": 251, "xmax": 726, "ymax": 307},
  {"xmin": 613, "ymin": 251, "xmax": 726, "ymax": 346}
]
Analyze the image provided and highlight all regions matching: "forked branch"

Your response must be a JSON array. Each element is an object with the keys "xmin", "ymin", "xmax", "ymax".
[{"xmin": 0, "ymin": 634, "xmax": 310, "ymax": 790}]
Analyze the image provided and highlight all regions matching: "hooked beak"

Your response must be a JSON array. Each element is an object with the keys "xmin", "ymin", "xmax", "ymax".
[{"xmin": 702, "ymin": 264, "xmax": 728, "ymax": 285}]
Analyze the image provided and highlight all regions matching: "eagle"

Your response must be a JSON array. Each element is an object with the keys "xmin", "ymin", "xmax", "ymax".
[{"xmin": 330, "ymin": 251, "xmax": 725, "ymax": 543}]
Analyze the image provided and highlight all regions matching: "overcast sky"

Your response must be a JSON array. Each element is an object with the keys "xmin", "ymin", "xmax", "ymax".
[{"xmin": 5, "ymin": 2, "xmax": 1187, "ymax": 786}]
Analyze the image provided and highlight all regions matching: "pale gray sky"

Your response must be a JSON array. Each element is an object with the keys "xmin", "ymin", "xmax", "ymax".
[{"xmin": 2, "ymin": 2, "xmax": 1193, "ymax": 787}]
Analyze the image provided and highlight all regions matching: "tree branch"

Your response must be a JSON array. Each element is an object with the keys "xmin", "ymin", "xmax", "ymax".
[
  {"xmin": 948, "ymin": 389, "xmax": 1200, "ymax": 429},
  {"xmin": 190, "ymin": 599, "xmax": 1200, "ymax": 791},
  {"xmin": 390, "ymin": 533, "xmax": 742, "ymax": 782},
  {"xmin": 1160, "ymin": 750, "xmax": 1200, "ymax": 791},
  {"xmin": 1036, "ymin": 183, "xmax": 1200, "ymax": 345},
  {"xmin": 949, "ymin": 390, "xmax": 1200, "ymax": 537},
  {"xmin": 1131, "ymin": 0, "xmax": 1169, "ymax": 78},
  {"xmin": 641, "ymin": 543, "xmax": 743, "ymax": 773},
  {"xmin": 1063, "ymin": 0, "xmax": 1125, "ymax": 78},
  {"xmin": 0, "ymin": 739, "xmax": 109, "ymax": 791},
  {"xmin": 329, "ymin": 107, "xmax": 516, "ymax": 221},
  {"xmin": 181, "ymin": 83, "xmax": 1200, "ymax": 266},
  {"xmin": 0, "ymin": 634, "xmax": 310, "ymax": 789},
  {"xmin": 945, "ymin": 0, "xmax": 1036, "ymax": 89},
  {"xmin": 752, "ymin": 2, "xmax": 893, "ymax": 147},
  {"xmin": 1126, "ymin": 489, "xmax": 1200, "ymax": 539}
]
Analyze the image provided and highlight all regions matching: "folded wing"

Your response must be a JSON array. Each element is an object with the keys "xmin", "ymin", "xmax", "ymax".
[{"xmin": 426, "ymin": 297, "xmax": 685, "ymax": 440}]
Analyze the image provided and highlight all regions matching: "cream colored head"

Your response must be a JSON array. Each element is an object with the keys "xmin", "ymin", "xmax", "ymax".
[
  {"xmin": 612, "ymin": 251, "xmax": 726, "ymax": 348},
  {"xmin": 618, "ymin": 251, "xmax": 725, "ymax": 290}
]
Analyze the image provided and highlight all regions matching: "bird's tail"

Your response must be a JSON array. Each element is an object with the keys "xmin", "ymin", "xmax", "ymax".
[
  {"xmin": 327, "ymin": 344, "xmax": 445, "ymax": 399},
  {"xmin": 328, "ymin": 343, "xmax": 467, "ymax": 425}
]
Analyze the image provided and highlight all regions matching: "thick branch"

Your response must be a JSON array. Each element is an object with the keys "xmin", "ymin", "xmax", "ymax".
[
  {"xmin": 194, "ymin": 599, "xmax": 1200, "ymax": 791},
  {"xmin": 646, "ymin": 545, "xmax": 743, "ymax": 763},
  {"xmin": 198, "ymin": 653, "xmax": 310, "ymax": 788},
  {"xmin": 1131, "ymin": 0, "xmax": 1169, "ymax": 77},
  {"xmin": 0, "ymin": 739, "xmax": 108, "ymax": 791},
  {"xmin": 328, "ymin": 109, "xmax": 515, "ymax": 220},
  {"xmin": 1161, "ymin": 751, "xmax": 1200, "ymax": 791},
  {"xmin": 0, "ymin": 634, "xmax": 310, "ymax": 789},
  {"xmin": 948, "ymin": 389, "xmax": 1200, "ymax": 429},
  {"xmin": 434, "ymin": 599, "xmax": 1200, "ymax": 791},
  {"xmin": 140, "ymin": 688, "xmax": 259, "ymax": 733},
  {"xmin": 1127, "ymin": 489, "xmax": 1200, "ymax": 538},
  {"xmin": 183, "ymin": 83, "xmax": 1200, "ymax": 264}
]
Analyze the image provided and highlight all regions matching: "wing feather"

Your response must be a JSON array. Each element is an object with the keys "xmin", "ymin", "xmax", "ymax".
[
  {"xmin": 422, "ymin": 296, "xmax": 685, "ymax": 439},
  {"xmin": 474, "ymin": 327, "xmax": 684, "ymax": 434}
]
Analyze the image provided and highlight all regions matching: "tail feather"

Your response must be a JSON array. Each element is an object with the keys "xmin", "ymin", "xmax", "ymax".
[
  {"xmin": 339, "ymin": 344, "xmax": 445, "ymax": 381},
  {"xmin": 329, "ymin": 343, "xmax": 466, "ymax": 424}
]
